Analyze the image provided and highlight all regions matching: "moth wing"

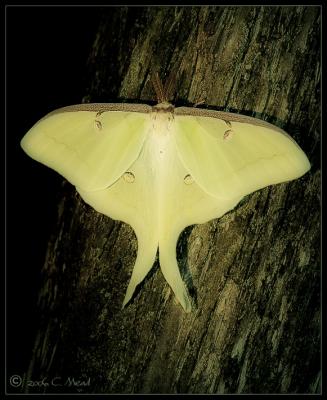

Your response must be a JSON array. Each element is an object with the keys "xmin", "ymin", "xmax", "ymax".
[
  {"xmin": 174, "ymin": 109, "xmax": 310, "ymax": 199},
  {"xmin": 21, "ymin": 104, "xmax": 152, "ymax": 191}
]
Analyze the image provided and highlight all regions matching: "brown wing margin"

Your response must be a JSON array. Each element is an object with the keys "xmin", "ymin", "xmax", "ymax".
[
  {"xmin": 175, "ymin": 106, "xmax": 287, "ymax": 136},
  {"xmin": 42, "ymin": 103, "xmax": 152, "ymax": 120}
]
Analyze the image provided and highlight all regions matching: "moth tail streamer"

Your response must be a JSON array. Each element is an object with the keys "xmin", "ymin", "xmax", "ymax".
[
  {"xmin": 159, "ymin": 232, "xmax": 193, "ymax": 313},
  {"xmin": 122, "ymin": 236, "xmax": 158, "ymax": 309}
]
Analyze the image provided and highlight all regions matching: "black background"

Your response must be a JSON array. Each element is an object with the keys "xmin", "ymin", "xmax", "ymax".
[{"xmin": 6, "ymin": 5, "xmax": 102, "ymax": 380}]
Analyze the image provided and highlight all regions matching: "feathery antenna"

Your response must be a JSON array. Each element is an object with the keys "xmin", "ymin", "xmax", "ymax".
[
  {"xmin": 151, "ymin": 72, "xmax": 166, "ymax": 103},
  {"xmin": 151, "ymin": 70, "xmax": 176, "ymax": 104}
]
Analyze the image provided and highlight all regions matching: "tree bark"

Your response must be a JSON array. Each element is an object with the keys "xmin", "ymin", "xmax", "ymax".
[{"xmin": 23, "ymin": 6, "xmax": 320, "ymax": 394}]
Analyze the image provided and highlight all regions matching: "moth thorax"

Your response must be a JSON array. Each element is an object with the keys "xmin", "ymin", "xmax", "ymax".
[
  {"xmin": 151, "ymin": 105, "xmax": 174, "ymax": 136},
  {"xmin": 152, "ymin": 101, "xmax": 175, "ymax": 113}
]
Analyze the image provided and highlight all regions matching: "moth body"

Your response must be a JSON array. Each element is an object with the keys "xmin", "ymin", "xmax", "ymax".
[{"xmin": 20, "ymin": 100, "xmax": 310, "ymax": 312}]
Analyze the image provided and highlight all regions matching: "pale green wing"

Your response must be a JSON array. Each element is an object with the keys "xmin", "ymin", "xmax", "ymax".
[
  {"xmin": 174, "ymin": 108, "xmax": 310, "ymax": 199},
  {"xmin": 21, "ymin": 104, "xmax": 152, "ymax": 191},
  {"xmin": 21, "ymin": 102, "xmax": 311, "ymax": 313}
]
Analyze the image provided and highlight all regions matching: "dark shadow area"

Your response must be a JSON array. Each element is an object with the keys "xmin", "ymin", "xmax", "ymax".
[{"xmin": 6, "ymin": 5, "xmax": 102, "ymax": 388}]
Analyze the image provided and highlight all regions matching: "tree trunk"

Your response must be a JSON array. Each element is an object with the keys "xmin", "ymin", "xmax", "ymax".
[{"xmin": 23, "ymin": 6, "xmax": 320, "ymax": 394}]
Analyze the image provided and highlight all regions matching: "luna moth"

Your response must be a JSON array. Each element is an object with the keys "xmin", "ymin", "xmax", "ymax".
[{"xmin": 20, "ymin": 76, "xmax": 310, "ymax": 313}]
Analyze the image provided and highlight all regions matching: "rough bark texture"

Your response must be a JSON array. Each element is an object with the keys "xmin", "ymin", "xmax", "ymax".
[{"xmin": 23, "ymin": 6, "xmax": 320, "ymax": 394}]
